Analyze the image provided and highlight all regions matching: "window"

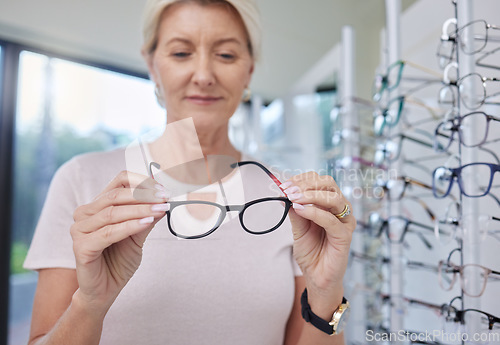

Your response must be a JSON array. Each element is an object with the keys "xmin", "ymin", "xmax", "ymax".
[{"xmin": 9, "ymin": 49, "xmax": 164, "ymax": 345}]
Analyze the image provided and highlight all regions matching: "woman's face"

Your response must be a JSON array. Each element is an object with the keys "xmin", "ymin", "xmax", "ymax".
[{"xmin": 145, "ymin": 2, "xmax": 254, "ymax": 128}]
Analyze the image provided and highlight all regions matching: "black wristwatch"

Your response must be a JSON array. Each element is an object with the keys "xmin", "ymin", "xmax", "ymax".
[{"xmin": 300, "ymin": 288, "xmax": 350, "ymax": 336}]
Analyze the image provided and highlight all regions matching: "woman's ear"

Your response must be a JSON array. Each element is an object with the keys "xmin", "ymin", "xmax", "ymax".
[{"xmin": 141, "ymin": 48, "xmax": 157, "ymax": 83}]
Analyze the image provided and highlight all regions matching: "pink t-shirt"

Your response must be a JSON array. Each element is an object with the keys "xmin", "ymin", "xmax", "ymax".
[{"xmin": 24, "ymin": 144, "xmax": 301, "ymax": 345}]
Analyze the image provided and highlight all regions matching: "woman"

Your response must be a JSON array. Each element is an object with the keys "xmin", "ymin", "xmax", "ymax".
[{"xmin": 24, "ymin": 0, "xmax": 356, "ymax": 344}]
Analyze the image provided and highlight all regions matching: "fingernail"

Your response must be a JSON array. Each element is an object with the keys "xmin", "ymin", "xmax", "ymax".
[
  {"xmin": 280, "ymin": 181, "xmax": 293, "ymax": 189},
  {"xmin": 288, "ymin": 193, "xmax": 303, "ymax": 201},
  {"xmin": 154, "ymin": 184, "xmax": 169, "ymax": 192},
  {"xmin": 293, "ymin": 203, "xmax": 305, "ymax": 210},
  {"xmin": 155, "ymin": 191, "xmax": 171, "ymax": 199},
  {"xmin": 139, "ymin": 216, "xmax": 154, "ymax": 224},
  {"xmin": 151, "ymin": 203, "xmax": 170, "ymax": 212},
  {"xmin": 284, "ymin": 186, "xmax": 300, "ymax": 195}
]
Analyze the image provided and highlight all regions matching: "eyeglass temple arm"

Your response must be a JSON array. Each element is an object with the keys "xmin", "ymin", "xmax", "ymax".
[
  {"xmin": 405, "ymin": 196, "xmax": 437, "ymax": 221},
  {"xmin": 461, "ymin": 309, "xmax": 500, "ymax": 329},
  {"xmin": 406, "ymin": 296, "xmax": 442, "ymax": 311},
  {"xmin": 401, "ymin": 134, "xmax": 436, "ymax": 150},
  {"xmin": 406, "ymin": 97, "xmax": 441, "ymax": 120},
  {"xmin": 407, "ymin": 229, "xmax": 433, "ymax": 250},
  {"xmin": 407, "ymin": 260, "xmax": 439, "ymax": 273},
  {"xmin": 404, "ymin": 60, "xmax": 444, "ymax": 79},
  {"xmin": 476, "ymin": 46, "xmax": 500, "ymax": 70},
  {"xmin": 149, "ymin": 162, "xmax": 161, "ymax": 179},
  {"xmin": 231, "ymin": 161, "xmax": 285, "ymax": 194}
]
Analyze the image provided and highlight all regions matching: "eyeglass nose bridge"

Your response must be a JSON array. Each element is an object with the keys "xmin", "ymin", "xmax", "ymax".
[{"xmin": 224, "ymin": 204, "xmax": 245, "ymax": 213}]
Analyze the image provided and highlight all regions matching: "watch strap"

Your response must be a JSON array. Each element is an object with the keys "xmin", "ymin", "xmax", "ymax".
[{"xmin": 300, "ymin": 288, "xmax": 347, "ymax": 336}]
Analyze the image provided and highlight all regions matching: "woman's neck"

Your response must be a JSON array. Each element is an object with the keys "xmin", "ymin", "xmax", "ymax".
[{"xmin": 148, "ymin": 118, "xmax": 241, "ymax": 173}]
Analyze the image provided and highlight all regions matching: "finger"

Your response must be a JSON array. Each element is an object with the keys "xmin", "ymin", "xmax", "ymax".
[
  {"xmin": 96, "ymin": 170, "xmax": 165, "ymax": 200},
  {"xmin": 74, "ymin": 187, "xmax": 169, "ymax": 221},
  {"xmin": 281, "ymin": 173, "xmax": 340, "ymax": 194},
  {"xmin": 292, "ymin": 204, "xmax": 356, "ymax": 238},
  {"xmin": 82, "ymin": 217, "xmax": 158, "ymax": 253},
  {"xmin": 287, "ymin": 190, "xmax": 345, "ymax": 214},
  {"xmin": 74, "ymin": 203, "xmax": 169, "ymax": 234}
]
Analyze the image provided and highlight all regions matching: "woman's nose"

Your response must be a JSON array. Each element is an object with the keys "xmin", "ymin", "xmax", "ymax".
[{"xmin": 192, "ymin": 55, "xmax": 215, "ymax": 88}]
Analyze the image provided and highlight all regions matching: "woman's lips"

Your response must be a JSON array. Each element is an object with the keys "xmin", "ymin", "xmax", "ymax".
[{"xmin": 185, "ymin": 96, "xmax": 222, "ymax": 105}]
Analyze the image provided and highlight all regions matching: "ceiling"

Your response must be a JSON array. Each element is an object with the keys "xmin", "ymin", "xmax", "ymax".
[{"xmin": 0, "ymin": 0, "xmax": 417, "ymax": 101}]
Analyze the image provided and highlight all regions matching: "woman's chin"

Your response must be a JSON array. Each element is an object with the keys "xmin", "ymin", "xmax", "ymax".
[{"xmin": 168, "ymin": 111, "xmax": 232, "ymax": 130}]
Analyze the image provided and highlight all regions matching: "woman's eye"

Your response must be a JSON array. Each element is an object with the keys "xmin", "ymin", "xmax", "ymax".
[
  {"xmin": 172, "ymin": 52, "xmax": 190, "ymax": 58},
  {"xmin": 218, "ymin": 53, "xmax": 235, "ymax": 60}
]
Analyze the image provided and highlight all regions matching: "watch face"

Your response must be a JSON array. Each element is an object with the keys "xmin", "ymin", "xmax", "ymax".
[{"xmin": 335, "ymin": 306, "xmax": 351, "ymax": 334}]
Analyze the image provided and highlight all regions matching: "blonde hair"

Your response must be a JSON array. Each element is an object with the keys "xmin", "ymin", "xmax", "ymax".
[{"xmin": 142, "ymin": 0, "xmax": 261, "ymax": 61}]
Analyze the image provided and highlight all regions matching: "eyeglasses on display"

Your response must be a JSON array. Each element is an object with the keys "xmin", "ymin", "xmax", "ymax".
[
  {"xmin": 432, "ymin": 162, "xmax": 500, "ymax": 199},
  {"xmin": 438, "ymin": 18, "xmax": 500, "ymax": 69},
  {"xmin": 372, "ymin": 60, "xmax": 443, "ymax": 103},
  {"xmin": 435, "ymin": 201, "xmax": 500, "ymax": 245},
  {"xmin": 434, "ymin": 111, "xmax": 500, "ymax": 152},
  {"xmin": 441, "ymin": 297, "xmax": 500, "ymax": 331},
  {"xmin": 368, "ymin": 212, "xmax": 435, "ymax": 249},
  {"xmin": 373, "ymin": 175, "xmax": 438, "ymax": 201},
  {"xmin": 374, "ymin": 133, "xmax": 445, "ymax": 166},
  {"xmin": 438, "ymin": 72, "xmax": 500, "ymax": 110},
  {"xmin": 438, "ymin": 248, "xmax": 500, "ymax": 297},
  {"xmin": 373, "ymin": 96, "xmax": 443, "ymax": 137}
]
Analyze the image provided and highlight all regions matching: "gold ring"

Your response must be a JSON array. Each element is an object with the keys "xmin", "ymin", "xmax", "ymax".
[{"xmin": 334, "ymin": 204, "xmax": 351, "ymax": 219}]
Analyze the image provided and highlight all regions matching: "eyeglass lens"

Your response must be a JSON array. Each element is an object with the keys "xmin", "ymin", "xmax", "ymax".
[{"xmin": 168, "ymin": 199, "xmax": 290, "ymax": 238}]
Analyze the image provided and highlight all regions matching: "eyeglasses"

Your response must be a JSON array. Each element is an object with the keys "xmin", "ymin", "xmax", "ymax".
[
  {"xmin": 350, "ymin": 251, "xmax": 439, "ymax": 274},
  {"xmin": 438, "ymin": 18, "xmax": 500, "ymax": 69},
  {"xmin": 373, "ymin": 96, "xmax": 443, "ymax": 137},
  {"xmin": 441, "ymin": 300, "xmax": 500, "ymax": 331},
  {"xmin": 434, "ymin": 111, "xmax": 500, "ymax": 151},
  {"xmin": 372, "ymin": 60, "xmax": 443, "ymax": 103},
  {"xmin": 438, "ymin": 248, "xmax": 500, "ymax": 297},
  {"xmin": 440, "ymin": 299, "xmax": 500, "ymax": 345},
  {"xmin": 331, "ymin": 155, "xmax": 386, "ymax": 170},
  {"xmin": 438, "ymin": 72, "xmax": 500, "ymax": 110},
  {"xmin": 160, "ymin": 160, "xmax": 292, "ymax": 239},
  {"xmin": 374, "ymin": 133, "xmax": 443, "ymax": 165},
  {"xmin": 432, "ymin": 162, "xmax": 500, "ymax": 199},
  {"xmin": 367, "ymin": 213, "xmax": 435, "ymax": 249},
  {"xmin": 373, "ymin": 175, "xmax": 438, "ymax": 201},
  {"xmin": 435, "ymin": 202, "xmax": 500, "ymax": 245}
]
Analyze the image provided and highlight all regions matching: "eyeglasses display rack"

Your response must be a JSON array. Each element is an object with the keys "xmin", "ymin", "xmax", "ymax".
[{"xmin": 335, "ymin": 0, "xmax": 500, "ymax": 344}]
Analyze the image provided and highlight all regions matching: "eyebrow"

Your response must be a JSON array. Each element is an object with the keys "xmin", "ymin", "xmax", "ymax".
[{"xmin": 165, "ymin": 37, "xmax": 243, "ymax": 47}]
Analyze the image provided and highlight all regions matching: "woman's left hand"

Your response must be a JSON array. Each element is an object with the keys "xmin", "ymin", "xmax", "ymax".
[{"xmin": 282, "ymin": 172, "xmax": 356, "ymax": 311}]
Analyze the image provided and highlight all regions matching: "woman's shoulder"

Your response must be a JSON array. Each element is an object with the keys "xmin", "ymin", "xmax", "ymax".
[
  {"xmin": 69, "ymin": 147, "xmax": 127, "ymax": 169},
  {"xmin": 55, "ymin": 147, "xmax": 129, "ymax": 186}
]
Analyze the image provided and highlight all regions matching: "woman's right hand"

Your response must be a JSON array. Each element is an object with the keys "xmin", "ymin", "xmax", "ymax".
[{"xmin": 70, "ymin": 170, "xmax": 169, "ymax": 316}]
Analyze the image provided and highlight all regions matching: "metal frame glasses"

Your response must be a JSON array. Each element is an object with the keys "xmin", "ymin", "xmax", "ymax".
[
  {"xmin": 438, "ymin": 72, "xmax": 500, "ymax": 110},
  {"xmin": 438, "ymin": 18, "xmax": 500, "ymax": 69},
  {"xmin": 434, "ymin": 111, "xmax": 500, "ymax": 151}
]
